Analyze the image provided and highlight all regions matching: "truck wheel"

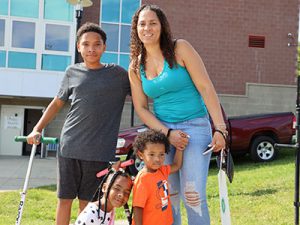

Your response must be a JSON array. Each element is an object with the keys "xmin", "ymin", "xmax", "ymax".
[
  {"xmin": 126, "ymin": 150, "xmax": 144, "ymax": 176},
  {"xmin": 250, "ymin": 136, "xmax": 277, "ymax": 162}
]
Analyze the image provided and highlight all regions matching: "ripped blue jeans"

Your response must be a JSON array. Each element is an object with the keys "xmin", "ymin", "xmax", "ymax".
[{"xmin": 163, "ymin": 116, "xmax": 212, "ymax": 225}]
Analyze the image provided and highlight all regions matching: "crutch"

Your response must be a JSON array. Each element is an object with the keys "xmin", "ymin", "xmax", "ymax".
[{"xmin": 14, "ymin": 135, "xmax": 58, "ymax": 225}]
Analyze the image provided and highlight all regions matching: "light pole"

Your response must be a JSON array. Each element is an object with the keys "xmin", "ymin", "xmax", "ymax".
[
  {"xmin": 67, "ymin": 0, "xmax": 93, "ymax": 63},
  {"xmin": 275, "ymin": 33, "xmax": 300, "ymax": 225}
]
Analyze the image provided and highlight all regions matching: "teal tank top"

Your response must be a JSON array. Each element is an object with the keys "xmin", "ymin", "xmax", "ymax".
[{"xmin": 141, "ymin": 60, "xmax": 207, "ymax": 123}]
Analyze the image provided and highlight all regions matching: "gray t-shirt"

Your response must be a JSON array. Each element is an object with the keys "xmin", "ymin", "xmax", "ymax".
[{"xmin": 57, "ymin": 63, "xmax": 130, "ymax": 161}]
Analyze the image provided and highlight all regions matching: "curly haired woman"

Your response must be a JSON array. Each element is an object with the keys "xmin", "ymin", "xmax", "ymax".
[{"xmin": 129, "ymin": 4, "xmax": 227, "ymax": 225}]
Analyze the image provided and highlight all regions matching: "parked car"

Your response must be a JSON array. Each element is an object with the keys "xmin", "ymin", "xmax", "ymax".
[{"xmin": 117, "ymin": 106, "xmax": 296, "ymax": 175}]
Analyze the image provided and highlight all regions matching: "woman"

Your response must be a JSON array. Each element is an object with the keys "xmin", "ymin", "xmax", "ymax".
[{"xmin": 129, "ymin": 4, "xmax": 227, "ymax": 225}]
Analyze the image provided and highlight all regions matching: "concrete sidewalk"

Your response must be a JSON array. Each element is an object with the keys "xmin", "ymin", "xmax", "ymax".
[
  {"xmin": 0, "ymin": 155, "xmax": 57, "ymax": 191},
  {"xmin": 0, "ymin": 156, "xmax": 128, "ymax": 225}
]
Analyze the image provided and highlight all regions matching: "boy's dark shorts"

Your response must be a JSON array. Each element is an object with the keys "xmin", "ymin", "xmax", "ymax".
[{"xmin": 57, "ymin": 155, "xmax": 108, "ymax": 201}]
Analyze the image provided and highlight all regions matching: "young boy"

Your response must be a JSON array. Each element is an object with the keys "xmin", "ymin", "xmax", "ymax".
[
  {"xmin": 26, "ymin": 22, "xmax": 130, "ymax": 225},
  {"xmin": 132, "ymin": 129, "xmax": 185, "ymax": 225}
]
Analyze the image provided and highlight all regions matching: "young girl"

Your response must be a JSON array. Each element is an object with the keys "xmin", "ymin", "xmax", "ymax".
[{"xmin": 75, "ymin": 169, "xmax": 133, "ymax": 225}]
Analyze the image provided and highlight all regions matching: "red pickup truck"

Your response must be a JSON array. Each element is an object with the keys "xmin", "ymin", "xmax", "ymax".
[{"xmin": 116, "ymin": 107, "xmax": 296, "ymax": 174}]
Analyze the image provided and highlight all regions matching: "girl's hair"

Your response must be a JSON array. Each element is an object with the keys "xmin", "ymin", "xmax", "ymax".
[
  {"xmin": 94, "ymin": 169, "xmax": 132, "ymax": 223},
  {"xmin": 130, "ymin": 4, "xmax": 176, "ymax": 74},
  {"xmin": 133, "ymin": 129, "xmax": 170, "ymax": 158}
]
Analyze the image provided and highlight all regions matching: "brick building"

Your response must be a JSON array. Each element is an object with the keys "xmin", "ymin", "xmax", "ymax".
[{"xmin": 0, "ymin": 0, "xmax": 298, "ymax": 156}]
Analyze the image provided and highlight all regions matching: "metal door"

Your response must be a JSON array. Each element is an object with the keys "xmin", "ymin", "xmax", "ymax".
[{"xmin": 0, "ymin": 106, "xmax": 24, "ymax": 155}]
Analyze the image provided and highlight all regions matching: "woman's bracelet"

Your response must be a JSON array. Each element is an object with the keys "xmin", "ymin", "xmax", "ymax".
[
  {"xmin": 215, "ymin": 124, "xmax": 227, "ymax": 130},
  {"xmin": 167, "ymin": 128, "xmax": 173, "ymax": 138},
  {"xmin": 214, "ymin": 129, "xmax": 228, "ymax": 141}
]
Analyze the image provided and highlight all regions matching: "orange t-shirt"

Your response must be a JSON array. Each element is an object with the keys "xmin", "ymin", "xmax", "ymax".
[{"xmin": 132, "ymin": 165, "xmax": 173, "ymax": 225}]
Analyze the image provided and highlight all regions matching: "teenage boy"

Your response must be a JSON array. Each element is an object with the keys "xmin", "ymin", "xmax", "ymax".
[{"xmin": 27, "ymin": 22, "xmax": 130, "ymax": 225}]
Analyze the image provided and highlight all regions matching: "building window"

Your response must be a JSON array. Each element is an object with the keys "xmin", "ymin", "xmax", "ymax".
[
  {"xmin": 45, "ymin": 24, "xmax": 70, "ymax": 51},
  {"xmin": 12, "ymin": 21, "xmax": 35, "ymax": 49},
  {"xmin": 120, "ymin": 53, "xmax": 130, "ymax": 70},
  {"xmin": 44, "ymin": 0, "xmax": 73, "ymax": 21},
  {"xmin": 100, "ymin": 0, "xmax": 140, "ymax": 69},
  {"xmin": 8, "ymin": 51, "xmax": 36, "ymax": 69},
  {"xmin": 0, "ymin": 0, "xmax": 8, "ymax": 15},
  {"xmin": 102, "ymin": 52, "xmax": 118, "ymax": 64},
  {"xmin": 120, "ymin": 25, "xmax": 130, "ymax": 52},
  {"xmin": 121, "ymin": 0, "xmax": 140, "ymax": 23},
  {"xmin": 102, "ymin": 23, "xmax": 119, "ymax": 52},
  {"xmin": 102, "ymin": 0, "xmax": 120, "ymax": 23},
  {"xmin": 42, "ymin": 54, "xmax": 71, "ymax": 71},
  {"xmin": 11, "ymin": 0, "xmax": 39, "ymax": 18},
  {"xmin": 0, "ymin": 19, "xmax": 4, "ymax": 46},
  {"xmin": 0, "ymin": 0, "xmax": 74, "ymax": 71},
  {"xmin": 0, "ymin": 50, "xmax": 6, "ymax": 67}
]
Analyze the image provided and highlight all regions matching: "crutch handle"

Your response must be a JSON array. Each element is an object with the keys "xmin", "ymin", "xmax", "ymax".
[
  {"xmin": 96, "ymin": 159, "xmax": 134, "ymax": 177},
  {"xmin": 14, "ymin": 136, "xmax": 58, "ymax": 144}
]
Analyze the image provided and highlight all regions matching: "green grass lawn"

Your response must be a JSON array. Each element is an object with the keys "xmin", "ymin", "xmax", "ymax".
[{"xmin": 0, "ymin": 149, "xmax": 296, "ymax": 225}]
